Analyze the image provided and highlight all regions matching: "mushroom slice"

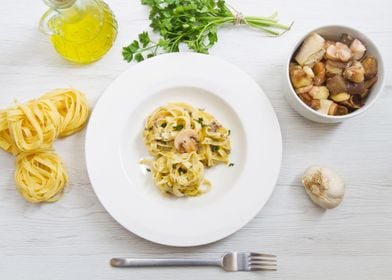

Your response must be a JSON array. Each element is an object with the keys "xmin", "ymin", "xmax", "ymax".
[
  {"xmin": 361, "ymin": 76, "xmax": 377, "ymax": 99},
  {"xmin": 295, "ymin": 33, "xmax": 326, "ymax": 66},
  {"xmin": 317, "ymin": 99, "xmax": 334, "ymax": 115},
  {"xmin": 340, "ymin": 33, "xmax": 354, "ymax": 46},
  {"xmin": 310, "ymin": 99, "xmax": 320, "ymax": 110},
  {"xmin": 298, "ymin": 92, "xmax": 313, "ymax": 106},
  {"xmin": 350, "ymin": 39, "xmax": 366, "ymax": 60},
  {"xmin": 295, "ymin": 85, "xmax": 313, "ymax": 94},
  {"xmin": 209, "ymin": 121, "xmax": 221, "ymax": 132},
  {"xmin": 174, "ymin": 129, "xmax": 199, "ymax": 153},
  {"xmin": 344, "ymin": 61, "xmax": 365, "ymax": 83},
  {"xmin": 289, "ymin": 64, "xmax": 313, "ymax": 88},
  {"xmin": 324, "ymin": 40, "xmax": 335, "ymax": 49},
  {"xmin": 326, "ymin": 75, "xmax": 347, "ymax": 94},
  {"xmin": 346, "ymin": 81, "xmax": 365, "ymax": 95},
  {"xmin": 325, "ymin": 42, "xmax": 352, "ymax": 62},
  {"xmin": 303, "ymin": 66, "xmax": 315, "ymax": 78},
  {"xmin": 309, "ymin": 86, "xmax": 330, "ymax": 99},
  {"xmin": 341, "ymin": 95, "xmax": 362, "ymax": 110},
  {"xmin": 362, "ymin": 55, "xmax": 378, "ymax": 79},
  {"xmin": 364, "ymin": 76, "xmax": 378, "ymax": 93},
  {"xmin": 329, "ymin": 103, "xmax": 349, "ymax": 115},
  {"xmin": 335, "ymin": 42, "xmax": 353, "ymax": 62},
  {"xmin": 325, "ymin": 60, "xmax": 346, "ymax": 77},
  {"xmin": 313, "ymin": 62, "xmax": 326, "ymax": 86},
  {"xmin": 330, "ymin": 92, "xmax": 350, "ymax": 102}
]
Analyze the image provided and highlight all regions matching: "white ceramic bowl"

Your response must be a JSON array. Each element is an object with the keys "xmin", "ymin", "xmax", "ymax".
[{"xmin": 284, "ymin": 25, "xmax": 385, "ymax": 123}]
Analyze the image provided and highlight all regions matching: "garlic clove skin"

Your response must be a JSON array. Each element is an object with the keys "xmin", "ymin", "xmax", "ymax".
[{"xmin": 302, "ymin": 166, "xmax": 345, "ymax": 209}]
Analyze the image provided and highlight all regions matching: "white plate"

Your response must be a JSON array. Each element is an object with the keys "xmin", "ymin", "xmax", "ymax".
[{"xmin": 85, "ymin": 53, "xmax": 282, "ymax": 247}]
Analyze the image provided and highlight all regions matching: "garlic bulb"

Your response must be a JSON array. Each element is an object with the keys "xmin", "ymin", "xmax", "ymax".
[{"xmin": 302, "ymin": 166, "xmax": 345, "ymax": 209}]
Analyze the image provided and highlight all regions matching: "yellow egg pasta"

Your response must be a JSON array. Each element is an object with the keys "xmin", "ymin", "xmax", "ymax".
[
  {"xmin": 143, "ymin": 102, "xmax": 231, "ymax": 197},
  {"xmin": 40, "ymin": 88, "xmax": 90, "ymax": 137},
  {"xmin": 0, "ymin": 110, "xmax": 19, "ymax": 155},
  {"xmin": 15, "ymin": 150, "xmax": 68, "ymax": 203},
  {"xmin": 6, "ymin": 99, "xmax": 61, "ymax": 152},
  {"xmin": 0, "ymin": 88, "xmax": 90, "ymax": 203},
  {"xmin": 150, "ymin": 151, "xmax": 210, "ymax": 197}
]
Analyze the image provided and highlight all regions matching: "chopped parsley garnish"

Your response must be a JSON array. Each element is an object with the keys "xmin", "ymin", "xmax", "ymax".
[
  {"xmin": 228, "ymin": 163, "xmax": 235, "ymax": 167},
  {"xmin": 161, "ymin": 122, "xmax": 167, "ymax": 128},
  {"xmin": 210, "ymin": 145, "xmax": 219, "ymax": 152},
  {"xmin": 195, "ymin": 117, "xmax": 206, "ymax": 127},
  {"xmin": 228, "ymin": 129, "xmax": 231, "ymax": 136},
  {"xmin": 173, "ymin": 124, "xmax": 184, "ymax": 131},
  {"xmin": 146, "ymin": 168, "xmax": 151, "ymax": 172}
]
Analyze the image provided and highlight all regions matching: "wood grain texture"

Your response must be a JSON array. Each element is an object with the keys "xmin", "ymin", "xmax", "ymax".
[{"xmin": 0, "ymin": 0, "xmax": 391, "ymax": 279}]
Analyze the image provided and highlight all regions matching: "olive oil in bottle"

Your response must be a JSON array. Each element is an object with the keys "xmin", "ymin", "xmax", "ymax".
[{"xmin": 40, "ymin": 0, "xmax": 117, "ymax": 64}]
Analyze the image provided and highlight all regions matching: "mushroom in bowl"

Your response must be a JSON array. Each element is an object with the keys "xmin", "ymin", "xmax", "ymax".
[{"xmin": 284, "ymin": 25, "xmax": 384, "ymax": 123}]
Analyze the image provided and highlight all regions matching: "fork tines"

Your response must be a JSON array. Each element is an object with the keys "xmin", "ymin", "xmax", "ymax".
[{"xmin": 248, "ymin": 252, "xmax": 277, "ymax": 271}]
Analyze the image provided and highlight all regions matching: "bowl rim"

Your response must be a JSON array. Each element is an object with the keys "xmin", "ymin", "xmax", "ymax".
[{"xmin": 286, "ymin": 24, "xmax": 385, "ymax": 120}]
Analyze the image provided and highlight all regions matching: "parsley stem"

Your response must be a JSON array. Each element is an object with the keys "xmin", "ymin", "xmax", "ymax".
[
  {"xmin": 245, "ymin": 18, "xmax": 290, "ymax": 30},
  {"xmin": 246, "ymin": 22, "xmax": 280, "ymax": 35},
  {"xmin": 195, "ymin": 18, "xmax": 232, "ymax": 43}
]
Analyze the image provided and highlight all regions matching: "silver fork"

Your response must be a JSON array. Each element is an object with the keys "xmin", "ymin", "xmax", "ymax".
[{"xmin": 111, "ymin": 252, "xmax": 277, "ymax": 272}]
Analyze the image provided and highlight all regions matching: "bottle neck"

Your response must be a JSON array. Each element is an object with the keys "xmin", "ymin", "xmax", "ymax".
[{"xmin": 43, "ymin": 0, "xmax": 76, "ymax": 9}]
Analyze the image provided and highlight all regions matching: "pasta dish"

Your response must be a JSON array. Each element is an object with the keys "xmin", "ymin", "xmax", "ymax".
[{"xmin": 142, "ymin": 102, "xmax": 231, "ymax": 197}]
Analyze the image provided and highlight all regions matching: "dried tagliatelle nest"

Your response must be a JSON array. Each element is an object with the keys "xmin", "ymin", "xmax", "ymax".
[
  {"xmin": 0, "ymin": 88, "xmax": 90, "ymax": 203},
  {"xmin": 302, "ymin": 166, "xmax": 345, "ymax": 209}
]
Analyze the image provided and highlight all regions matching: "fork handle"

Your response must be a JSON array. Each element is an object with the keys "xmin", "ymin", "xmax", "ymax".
[{"xmin": 111, "ymin": 258, "xmax": 221, "ymax": 267}]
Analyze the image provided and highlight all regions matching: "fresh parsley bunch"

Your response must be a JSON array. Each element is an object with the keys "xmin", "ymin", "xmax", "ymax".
[{"xmin": 123, "ymin": 0, "xmax": 290, "ymax": 62}]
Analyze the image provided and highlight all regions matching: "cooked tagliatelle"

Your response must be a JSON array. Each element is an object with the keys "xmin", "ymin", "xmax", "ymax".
[
  {"xmin": 0, "ymin": 88, "xmax": 90, "ymax": 203},
  {"xmin": 143, "ymin": 102, "xmax": 231, "ymax": 197}
]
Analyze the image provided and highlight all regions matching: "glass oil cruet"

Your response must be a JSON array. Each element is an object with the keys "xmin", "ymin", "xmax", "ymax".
[{"xmin": 39, "ymin": 0, "xmax": 117, "ymax": 64}]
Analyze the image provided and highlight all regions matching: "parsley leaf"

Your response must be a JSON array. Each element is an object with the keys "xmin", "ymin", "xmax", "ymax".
[
  {"xmin": 210, "ymin": 145, "xmax": 219, "ymax": 152},
  {"xmin": 173, "ymin": 124, "xmax": 184, "ymax": 131},
  {"xmin": 195, "ymin": 117, "xmax": 206, "ymax": 127},
  {"xmin": 122, "ymin": 46, "xmax": 133, "ymax": 62},
  {"xmin": 228, "ymin": 163, "xmax": 235, "ymax": 167},
  {"xmin": 138, "ymin": 31, "xmax": 151, "ymax": 47},
  {"xmin": 135, "ymin": 53, "xmax": 144, "ymax": 62}
]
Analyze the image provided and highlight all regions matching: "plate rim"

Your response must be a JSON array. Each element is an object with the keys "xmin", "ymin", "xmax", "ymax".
[{"xmin": 85, "ymin": 53, "xmax": 282, "ymax": 247}]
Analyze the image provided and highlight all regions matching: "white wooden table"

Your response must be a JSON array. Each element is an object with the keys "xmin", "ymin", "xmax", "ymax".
[{"xmin": 1, "ymin": 0, "xmax": 391, "ymax": 279}]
